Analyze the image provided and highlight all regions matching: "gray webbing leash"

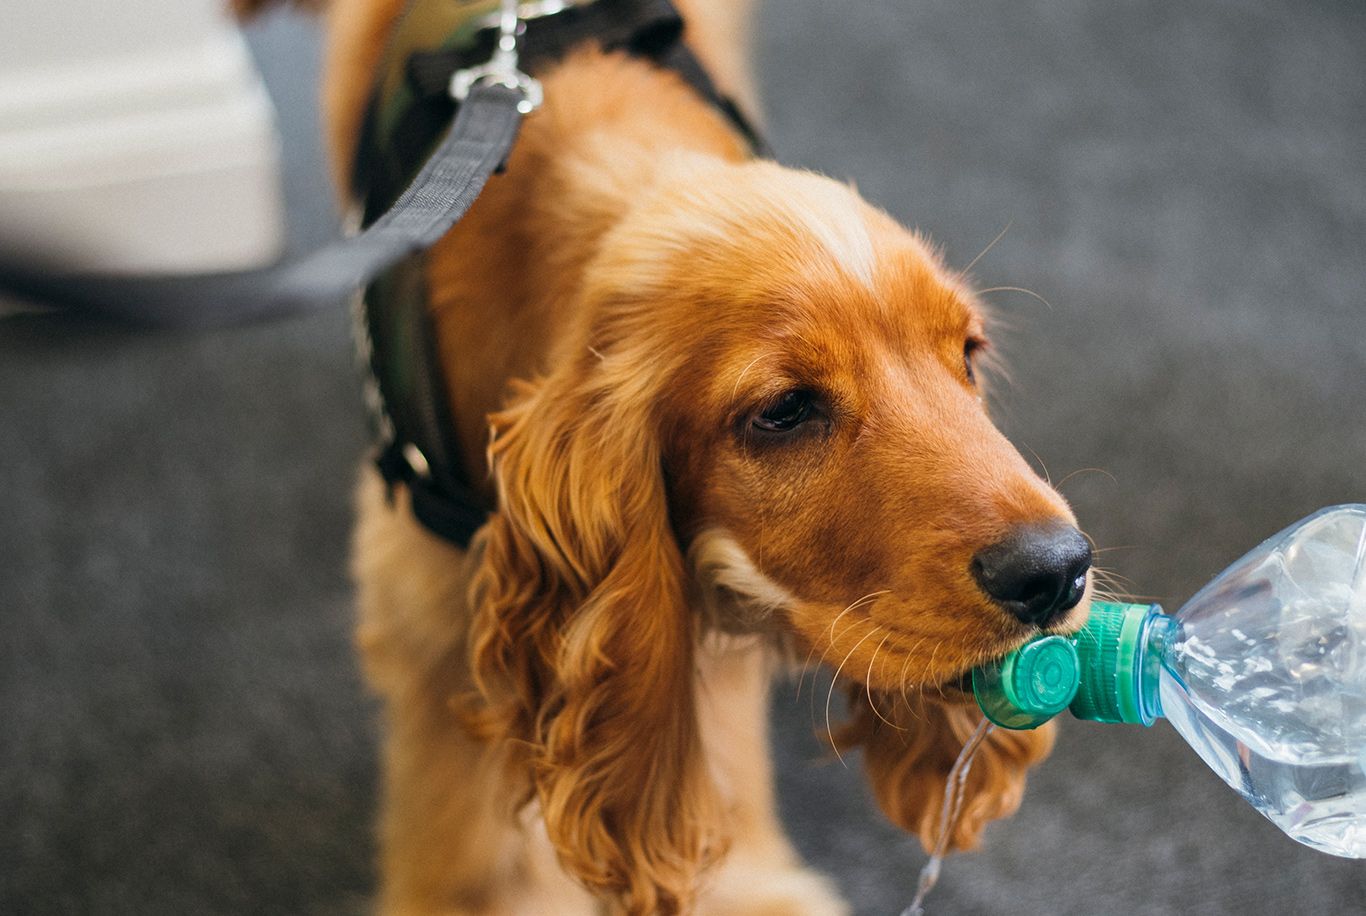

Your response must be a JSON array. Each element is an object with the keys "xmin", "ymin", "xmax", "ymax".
[{"xmin": 0, "ymin": 80, "xmax": 526, "ymax": 328}]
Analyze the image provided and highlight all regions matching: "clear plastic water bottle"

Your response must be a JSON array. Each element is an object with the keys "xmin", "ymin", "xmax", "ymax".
[{"xmin": 973, "ymin": 504, "xmax": 1366, "ymax": 857}]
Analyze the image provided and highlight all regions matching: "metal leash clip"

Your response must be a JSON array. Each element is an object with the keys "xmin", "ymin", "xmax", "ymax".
[
  {"xmin": 451, "ymin": 0, "xmax": 544, "ymax": 113},
  {"xmin": 474, "ymin": 0, "xmax": 594, "ymax": 28}
]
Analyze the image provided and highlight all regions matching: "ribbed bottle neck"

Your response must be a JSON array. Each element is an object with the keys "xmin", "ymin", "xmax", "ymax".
[{"xmin": 1135, "ymin": 609, "xmax": 1175, "ymax": 724}]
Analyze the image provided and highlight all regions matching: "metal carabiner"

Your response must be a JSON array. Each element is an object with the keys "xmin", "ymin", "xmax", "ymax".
[{"xmin": 450, "ymin": 0, "xmax": 544, "ymax": 113}]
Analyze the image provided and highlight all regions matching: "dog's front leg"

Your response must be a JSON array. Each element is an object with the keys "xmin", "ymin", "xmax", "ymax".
[
  {"xmin": 355, "ymin": 480, "xmax": 597, "ymax": 915},
  {"xmin": 693, "ymin": 638, "xmax": 850, "ymax": 916}
]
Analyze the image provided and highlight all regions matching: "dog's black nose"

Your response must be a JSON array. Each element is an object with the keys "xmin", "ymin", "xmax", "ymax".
[{"xmin": 971, "ymin": 523, "xmax": 1092, "ymax": 627}]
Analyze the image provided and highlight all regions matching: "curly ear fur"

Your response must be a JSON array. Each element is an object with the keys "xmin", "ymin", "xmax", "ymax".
[
  {"xmin": 466, "ymin": 362, "xmax": 723, "ymax": 914},
  {"xmin": 839, "ymin": 689, "xmax": 1055, "ymax": 852}
]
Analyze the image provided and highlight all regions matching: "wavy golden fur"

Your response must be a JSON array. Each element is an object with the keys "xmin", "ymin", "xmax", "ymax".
[{"xmin": 233, "ymin": 0, "xmax": 1097, "ymax": 911}]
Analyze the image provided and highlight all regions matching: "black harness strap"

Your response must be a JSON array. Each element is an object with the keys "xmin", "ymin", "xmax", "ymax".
[{"xmin": 356, "ymin": 0, "xmax": 769, "ymax": 549}]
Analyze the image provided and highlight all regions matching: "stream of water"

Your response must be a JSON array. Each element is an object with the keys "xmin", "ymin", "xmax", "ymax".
[{"xmin": 899, "ymin": 716, "xmax": 996, "ymax": 916}]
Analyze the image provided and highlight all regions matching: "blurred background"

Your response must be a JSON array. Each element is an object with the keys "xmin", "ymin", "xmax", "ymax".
[{"xmin": 2, "ymin": 0, "xmax": 1363, "ymax": 913}]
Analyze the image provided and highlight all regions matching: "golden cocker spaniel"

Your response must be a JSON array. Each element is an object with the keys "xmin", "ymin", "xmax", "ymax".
[{"xmin": 239, "ymin": 0, "xmax": 1095, "ymax": 912}]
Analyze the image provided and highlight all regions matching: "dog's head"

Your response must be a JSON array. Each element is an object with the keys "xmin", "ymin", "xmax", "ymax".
[{"xmin": 470, "ymin": 156, "xmax": 1090, "ymax": 912}]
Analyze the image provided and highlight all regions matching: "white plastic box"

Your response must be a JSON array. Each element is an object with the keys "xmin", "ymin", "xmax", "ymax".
[{"xmin": 0, "ymin": 0, "xmax": 285, "ymax": 275}]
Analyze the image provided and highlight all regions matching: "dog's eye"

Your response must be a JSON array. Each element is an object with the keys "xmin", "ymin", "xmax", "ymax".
[
  {"xmin": 753, "ymin": 389, "xmax": 814, "ymax": 433},
  {"xmin": 964, "ymin": 338, "xmax": 986, "ymax": 385}
]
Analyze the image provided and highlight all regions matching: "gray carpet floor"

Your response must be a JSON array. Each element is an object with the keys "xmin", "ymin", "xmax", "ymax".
[{"xmin": 3, "ymin": 1, "xmax": 1364, "ymax": 913}]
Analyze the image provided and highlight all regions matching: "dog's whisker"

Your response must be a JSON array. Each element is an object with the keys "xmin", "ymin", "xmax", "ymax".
[
  {"xmin": 794, "ymin": 641, "xmax": 820, "ymax": 703},
  {"xmin": 755, "ymin": 519, "xmax": 767, "ymax": 580},
  {"xmin": 1098, "ymin": 567, "xmax": 1139, "ymax": 586},
  {"xmin": 1019, "ymin": 442, "xmax": 1053, "ymax": 487},
  {"xmin": 1078, "ymin": 531, "xmax": 1144, "ymax": 569},
  {"xmin": 1090, "ymin": 566, "xmax": 1129, "ymax": 584},
  {"xmin": 894, "ymin": 635, "xmax": 931, "ymax": 710},
  {"xmin": 799, "ymin": 613, "xmax": 844, "ymax": 707},
  {"xmin": 825, "ymin": 589, "xmax": 890, "ymax": 648},
  {"xmin": 896, "ymin": 650, "xmax": 915, "ymax": 712},
  {"xmin": 976, "ymin": 285, "xmax": 1055, "ymax": 311},
  {"xmin": 810, "ymin": 623, "xmax": 859, "ymax": 725},
  {"xmin": 960, "ymin": 220, "xmax": 1012, "ymax": 280},
  {"xmin": 729, "ymin": 353, "xmax": 768, "ymax": 405},
  {"xmin": 1093, "ymin": 584, "xmax": 1160, "ymax": 604},
  {"xmin": 1092, "ymin": 585, "xmax": 1119, "ymax": 601},
  {"xmin": 1090, "ymin": 565, "xmax": 1145, "ymax": 594},
  {"xmin": 1088, "ymin": 564, "xmax": 1160, "ymax": 603},
  {"xmin": 1055, "ymin": 466, "xmax": 1118, "ymax": 490},
  {"xmin": 825, "ymin": 623, "xmax": 882, "ymax": 766},
  {"xmin": 815, "ymin": 590, "xmax": 890, "ymax": 677},
  {"xmin": 864, "ymin": 630, "xmax": 904, "ymax": 730},
  {"xmin": 926, "ymin": 641, "xmax": 946, "ymax": 698},
  {"xmin": 843, "ymin": 589, "xmax": 890, "ymax": 616}
]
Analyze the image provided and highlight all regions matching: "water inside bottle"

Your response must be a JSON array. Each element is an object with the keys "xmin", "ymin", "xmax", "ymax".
[
  {"xmin": 1162, "ymin": 671, "xmax": 1366, "ymax": 857},
  {"xmin": 1161, "ymin": 507, "xmax": 1366, "ymax": 856},
  {"xmin": 900, "ymin": 717, "xmax": 995, "ymax": 916}
]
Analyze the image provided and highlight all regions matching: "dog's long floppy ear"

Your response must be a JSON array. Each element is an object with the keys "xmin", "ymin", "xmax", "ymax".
[
  {"xmin": 839, "ymin": 690, "xmax": 1054, "ymax": 851},
  {"xmin": 467, "ymin": 360, "xmax": 722, "ymax": 914}
]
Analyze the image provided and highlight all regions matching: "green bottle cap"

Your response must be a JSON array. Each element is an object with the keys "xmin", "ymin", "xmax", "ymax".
[
  {"xmin": 972, "ymin": 635, "xmax": 1080, "ymax": 730},
  {"xmin": 1069, "ymin": 601, "xmax": 1163, "ymax": 726}
]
